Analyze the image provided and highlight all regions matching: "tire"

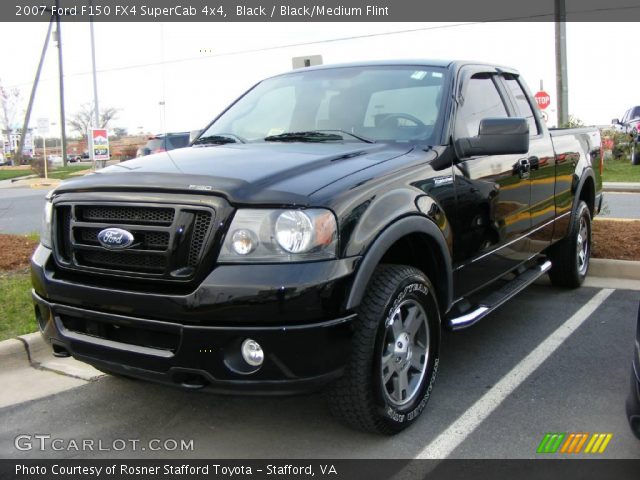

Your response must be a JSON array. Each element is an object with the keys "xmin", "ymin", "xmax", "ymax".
[
  {"xmin": 327, "ymin": 264, "xmax": 441, "ymax": 434},
  {"xmin": 632, "ymin": 142, "xmax": 640, "ymax": 166},
  {"xmin": 548, "ymin": 200, "xmax": 592, "ymax": 288}
]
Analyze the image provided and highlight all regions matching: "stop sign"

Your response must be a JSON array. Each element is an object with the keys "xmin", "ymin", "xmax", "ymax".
[{"xmin": 534, "ymin": 91, "xmax": 551, "ymax": 110}]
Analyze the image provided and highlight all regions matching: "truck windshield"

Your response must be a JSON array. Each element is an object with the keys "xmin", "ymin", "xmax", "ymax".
[{"xmin": 199, "ymin": 66, "xmax": 447, "ymax": 145}]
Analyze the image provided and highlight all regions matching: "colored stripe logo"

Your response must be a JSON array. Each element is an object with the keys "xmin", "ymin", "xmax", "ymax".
[{"xmin": 537, "ymin": 433, "xmax": 612, "ymax": 454}]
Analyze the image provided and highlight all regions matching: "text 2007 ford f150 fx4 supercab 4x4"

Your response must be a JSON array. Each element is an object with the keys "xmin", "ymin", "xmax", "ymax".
[{"xmin": 31, "ymin": 60, "xmax": 603, "ymax": 434}]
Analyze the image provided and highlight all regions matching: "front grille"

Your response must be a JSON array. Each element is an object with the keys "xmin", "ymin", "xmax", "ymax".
[
  {"xmin": 77, "ymin": 251, "xmax": 167, "ymax": 273},
  {"xmin": 77, "ymin": 205, "xmax": 174, "ymax": 225},
  {"xmin": 53, "ymin": 201, "xmax": 217, "ymax": 281}
]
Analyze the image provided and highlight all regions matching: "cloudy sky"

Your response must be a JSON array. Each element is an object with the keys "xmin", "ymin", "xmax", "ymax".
[{"xmin": 0, "ymin": 21, "xmax": 635, "ymax": 137}]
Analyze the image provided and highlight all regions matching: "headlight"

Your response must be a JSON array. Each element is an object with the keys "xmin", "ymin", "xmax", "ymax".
[
  {"xmin": 219, "ymin": 209, "xmax": 337, "ymax": 262},
  {"xmin": 40, "ymin": 194, "xmax": 54, "ymax": 249}
]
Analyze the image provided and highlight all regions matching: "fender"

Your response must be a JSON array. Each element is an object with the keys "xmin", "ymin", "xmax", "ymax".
[
  {"xmin": 345, "ymin": 215, "xmax": 453, "ymax": 312},
  {"xmin": 571, "ymin": 167, "xmax": 596, "ymax": 215}
]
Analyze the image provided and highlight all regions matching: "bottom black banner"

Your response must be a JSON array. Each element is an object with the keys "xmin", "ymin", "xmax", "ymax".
[{"xmin": 1, "ymin": 459, "xmax": 639, "ymax": 480}]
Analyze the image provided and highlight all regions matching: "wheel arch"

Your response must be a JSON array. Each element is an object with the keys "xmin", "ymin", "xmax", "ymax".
[
  {"xmin": 345, "ymin": 215, "xmax": 453, "ymax": 315},
  {"xmin": 574, "ymin": 169, "xmax": 596, "ymax": 217}
]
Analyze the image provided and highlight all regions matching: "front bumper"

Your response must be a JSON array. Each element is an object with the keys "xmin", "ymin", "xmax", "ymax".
[{"xmin": 31, "ymin": 246, "xmax": 358, "ymax": 394}]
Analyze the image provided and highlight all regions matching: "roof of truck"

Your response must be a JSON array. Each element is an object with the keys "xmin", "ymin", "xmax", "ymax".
[{"xmin": 271, "ymin": 59, "xmax": 519, "ymax": 77}]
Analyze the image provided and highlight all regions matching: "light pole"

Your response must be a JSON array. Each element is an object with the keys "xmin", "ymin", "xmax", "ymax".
[
  {"xmin": 555, "ymin": 0, "xmax": 568, "ymax": 127},
  {"xmin": 89, "ymin": 0, "xmax": 102, "ymax": 168}
]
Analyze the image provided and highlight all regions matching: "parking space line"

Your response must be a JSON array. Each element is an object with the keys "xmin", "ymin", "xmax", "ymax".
[{"xmin": 417, "ymin": 288, "xmax": 615, "ymax": 459}]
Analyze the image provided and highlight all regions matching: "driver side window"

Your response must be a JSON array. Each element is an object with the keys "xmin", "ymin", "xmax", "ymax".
[{"xmin": 455, "ymin": 73, "xmax": 509, "ymax": 138}]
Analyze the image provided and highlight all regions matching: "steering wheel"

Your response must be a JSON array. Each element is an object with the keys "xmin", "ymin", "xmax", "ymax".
[{"xmin": 378, "ymin": 113, "xmax": 427, "ymax": 128}]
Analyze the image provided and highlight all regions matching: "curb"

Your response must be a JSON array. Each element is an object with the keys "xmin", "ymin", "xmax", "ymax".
[
  {"xmin": 0, "ymin": 338, "xmax": 28, "ymax": 363},
  {"xmin": 603, "ymin": 182, "xmax": 640, "ymax": 193},
  {"xmin": 0, "ymin": 333, "xmax": 103, "ymax": 382},
  {"xmin": 590, "ymin": 258, "xmax": 640, "ymax": 281}
]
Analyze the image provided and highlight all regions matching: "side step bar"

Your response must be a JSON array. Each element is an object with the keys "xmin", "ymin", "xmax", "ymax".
[{"xmin": 447, "ymin": 260, "xmax": 552, "ymax": 330}]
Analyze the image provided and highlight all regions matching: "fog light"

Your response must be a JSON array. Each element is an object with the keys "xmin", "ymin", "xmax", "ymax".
[{"xmin": 241, "ymin": 338, "xmax": 264, "ymax": 367}]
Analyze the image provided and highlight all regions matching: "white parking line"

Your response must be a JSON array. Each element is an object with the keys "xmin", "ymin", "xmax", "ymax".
[{"xmin": 417, "ymin": 288, "xmax": 615, "ymax": 459}]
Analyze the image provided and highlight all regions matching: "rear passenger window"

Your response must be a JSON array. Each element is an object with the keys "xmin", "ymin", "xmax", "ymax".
[
  {"xmin": 455, "ymin": 74, "xmax": 508, "ymax": 138},
  {"xmin": 503, "ymin": 75, "xmax": 539, "ymax": 135}
]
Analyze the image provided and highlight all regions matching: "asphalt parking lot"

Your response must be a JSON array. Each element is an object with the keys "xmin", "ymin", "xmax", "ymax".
[{"xmin": 0, "ymin": 283, "xmax": 637, "ymax": 460}]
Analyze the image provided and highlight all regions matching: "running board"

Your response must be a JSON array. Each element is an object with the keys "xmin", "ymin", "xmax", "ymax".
[{"xmin": 447, "ymin": 260, "xmax": 552, "ymax": 330}]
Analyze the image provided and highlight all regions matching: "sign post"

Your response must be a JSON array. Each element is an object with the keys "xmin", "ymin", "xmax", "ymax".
[
  {"xmin": 37, "ymin": 118, "xmax": 49, "ymax": 178},
  {"xmin": 89, "ymin": 128, "xmax": 109, "ymax": 169}
]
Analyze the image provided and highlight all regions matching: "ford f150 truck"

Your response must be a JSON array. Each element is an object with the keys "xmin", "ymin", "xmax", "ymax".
[{"xmin": 31, "ymin": 60, "xmax": 603, "ymax": 434}]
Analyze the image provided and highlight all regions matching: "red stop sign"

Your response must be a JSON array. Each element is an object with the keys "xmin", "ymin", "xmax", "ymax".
[{"xmin": 534, "ymin": 91, "xmax": 551, "ymax": 110}]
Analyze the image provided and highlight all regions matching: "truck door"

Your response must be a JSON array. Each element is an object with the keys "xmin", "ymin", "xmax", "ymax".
[
  {"xmin": 500, "ymin": 73, "xmax": 556, "ymax": 252},
  {"xmin": 451, "ymin": 69, "xmax": 532, "ymax": 297}
]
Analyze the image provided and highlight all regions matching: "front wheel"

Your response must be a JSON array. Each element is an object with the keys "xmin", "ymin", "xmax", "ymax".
[
  {"xmin": 632, "ymin": 142, "xmax": 640, "ymax": 166},
  {"xmin": 548, "ymin": 200, "xmax": 592, "ymax": 288},
  {"xmin": 327, "ymin": 265, "xmax": 441, "ymax": 434}
]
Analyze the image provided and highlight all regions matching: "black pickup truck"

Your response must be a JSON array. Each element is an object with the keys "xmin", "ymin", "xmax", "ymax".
[{"xmin": 31, "ymin": 60, "xmax": 603, "ymax": 434}]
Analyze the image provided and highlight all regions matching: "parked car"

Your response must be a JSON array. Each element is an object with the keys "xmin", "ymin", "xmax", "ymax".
[
  {"xmin": 612, "ymin": 107, "xmax": 640, "ymax": 165},
  {"xmin": 46, "ymin": 155, "xmax": 63, "ymax": 165},
  {"xmin": 136, "ymin": 132, "xmax": 190, "ymax": 157},
  {"xmin": 66, "ymin": 154, "xmax": 81, "ymax": 163},
  {"xmin": 628, "ymin": 303, "xmax": 640, "ymax": 440},
  {"xmin": 32, "ymin": 60, "xmax": 603, "ymax": 434}
]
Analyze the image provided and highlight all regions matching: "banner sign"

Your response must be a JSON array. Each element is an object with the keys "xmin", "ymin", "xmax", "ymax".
[{"xmin": 90, "ymin": 128, "xmax": 110, "ymax": 161}]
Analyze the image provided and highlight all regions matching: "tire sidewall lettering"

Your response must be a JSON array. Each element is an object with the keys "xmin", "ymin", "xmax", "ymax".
[{"xmin": 379, "ymin": 278, "xmax": 438, "ymax": 424}]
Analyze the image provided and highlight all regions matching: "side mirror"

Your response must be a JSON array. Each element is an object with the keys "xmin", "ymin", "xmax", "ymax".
[
  {"xmin": 455, "ymin": 118, "xmax": 529, "ymax": 158},
  {"xmin": 612, "ymin": 118, "xmax": 620, "ymax": 125},
  {"xmin": 189, "ymin": 129, "xmax": 203, "ymax": 144}
]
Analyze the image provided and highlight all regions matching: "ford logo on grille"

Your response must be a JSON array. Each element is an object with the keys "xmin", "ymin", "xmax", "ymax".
[{"xmin": 97, "ymin": 228, "xmax": 135, "ymax": 250}]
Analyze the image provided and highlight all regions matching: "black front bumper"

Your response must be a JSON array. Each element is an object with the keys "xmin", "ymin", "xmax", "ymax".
[{"xmin": 31, "ymin": 246, "xmax": 358, "ymax": 394}]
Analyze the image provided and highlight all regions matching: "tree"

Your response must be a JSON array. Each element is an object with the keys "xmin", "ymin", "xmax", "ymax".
[
  {"xmin": 67, "ymin": 102, "xmax": 119, "ymax": 139},
  {"xmin": 111, "ymin": 127, "xmax": 128, "ymax": 139},
  {"xmin": 560, "ymin": 115, "xmax": 585, "ymax": 129},
  {"xmin": 0, "ymin": 79, "xmax": 22, "ymax": 138}
]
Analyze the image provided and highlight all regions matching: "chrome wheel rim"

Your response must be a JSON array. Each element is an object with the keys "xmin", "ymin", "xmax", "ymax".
[
  {"xmin": 380, "ymin": 299, "xmax": 429, "ymax": 407},
  {"xmin": 576, "ymin": 216, "xmax": 590, "ymax": 275}
]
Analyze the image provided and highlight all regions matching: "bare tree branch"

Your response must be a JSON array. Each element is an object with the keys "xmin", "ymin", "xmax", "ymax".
[{"xmin": 67, "ymin": 102, "xmax": 119, "ymax": 139}]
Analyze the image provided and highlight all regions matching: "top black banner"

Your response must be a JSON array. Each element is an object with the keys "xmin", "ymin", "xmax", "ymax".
[{"xmin": 3, "ymin": 0, "xmax": 640, "ymax": 22}]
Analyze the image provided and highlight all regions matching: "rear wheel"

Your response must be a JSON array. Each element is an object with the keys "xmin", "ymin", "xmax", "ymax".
[
  {"xmin": 327, "ymin": 264, "xmax": 441, "ymax": 434},
  {"xmin": 548, "ymin": 200, "xmax": 591, "ymax": 288}
]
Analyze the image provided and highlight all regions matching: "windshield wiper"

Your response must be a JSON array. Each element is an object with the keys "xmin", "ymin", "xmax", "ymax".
[
  {"xmin": 264, "ymin": 131, "xmax": 344, "ymax": 143},
  {"xmin": 193, "ymin": 134, "xmax": 244, "ymax": 145},
  {"xmin": 313, "ymin": 129, "xmax": 375, "ymax": 144},
  {"xmin": 264, "ymin": 130, "xmax": 375, "ymax": 143}
]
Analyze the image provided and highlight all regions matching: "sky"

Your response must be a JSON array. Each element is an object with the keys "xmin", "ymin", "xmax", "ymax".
[{"xmin": 0, "ymin": 21, "xmax": 636, "ymax": 138}]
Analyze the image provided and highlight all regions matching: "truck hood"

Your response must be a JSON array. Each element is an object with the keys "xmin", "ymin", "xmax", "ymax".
[{"xmin": 55, "ymin": 143, "xmax": 413, "ymax": 205}]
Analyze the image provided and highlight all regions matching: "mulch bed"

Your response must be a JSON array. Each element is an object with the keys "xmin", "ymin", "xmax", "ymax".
[
  {"xmin": 0, "ymin": 220, "xmax": 638, "ymax": 272},
  {"xmin": 592, "ymin": 219, "xmax": 640, "ymax": 262},
  {"xmin": 0, "ymin": 234, "xmax": 38, "ymax": 272}
]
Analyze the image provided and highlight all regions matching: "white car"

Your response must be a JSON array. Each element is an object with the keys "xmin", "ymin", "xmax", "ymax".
[{"xmin": 47, "ymin": 155, "xmax": 63, "ymax": 165}]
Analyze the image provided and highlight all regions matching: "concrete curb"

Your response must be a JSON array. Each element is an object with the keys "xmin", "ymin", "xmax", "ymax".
[
  {"xmin": 590, "ymin": 258, "xmax": 640, "ymax": 281},
  {"xmin": 603, "ymin": 182, "xmax": 640, "ymax": 193},
  {"xmin": 0, "ymin": 333, "xmax": 103, "ymax": 382}
]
